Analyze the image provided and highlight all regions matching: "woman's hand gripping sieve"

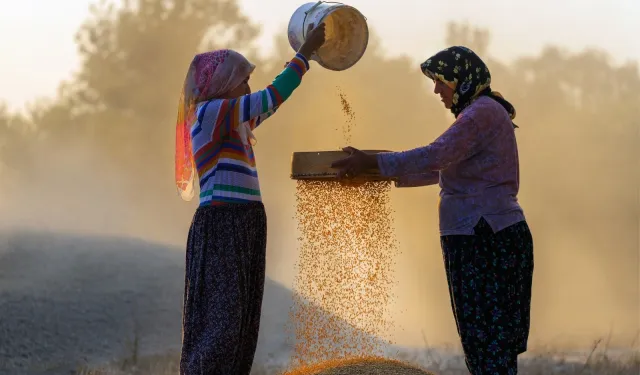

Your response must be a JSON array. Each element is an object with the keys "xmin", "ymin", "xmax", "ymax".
[{"xmin": 331, "ymin": 146, "xmax": 379, "ymax": 179}]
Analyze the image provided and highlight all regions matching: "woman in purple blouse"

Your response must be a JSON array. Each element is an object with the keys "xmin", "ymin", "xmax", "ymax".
[{"xmin": 332, "ymin": 46, "xmax": 534, "ymax": 375}]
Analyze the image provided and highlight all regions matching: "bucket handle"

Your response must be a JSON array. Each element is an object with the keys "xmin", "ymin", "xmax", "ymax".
[
  {"xmin": 302, "ymin": 1, "xmax": 368, "ymax": 40},
  {"xmin": 302, "ymin": 1, "xmax": 324, "ymax": 40}
]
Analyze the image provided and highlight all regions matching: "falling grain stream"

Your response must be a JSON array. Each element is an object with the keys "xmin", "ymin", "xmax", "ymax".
[{"xmin": 286, "ymin": 90, "xmax": 433, "ymax": 374}]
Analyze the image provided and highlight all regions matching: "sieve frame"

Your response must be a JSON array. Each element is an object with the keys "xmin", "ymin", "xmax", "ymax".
[{"xmin": 290, "ymin": 150, "xmax": 397, "ymax": 182}]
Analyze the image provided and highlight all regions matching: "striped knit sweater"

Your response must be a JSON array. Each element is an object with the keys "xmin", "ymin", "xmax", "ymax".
[{"xmin": 190, "ymin": 53, "xmax": 310, "ymax": 206}]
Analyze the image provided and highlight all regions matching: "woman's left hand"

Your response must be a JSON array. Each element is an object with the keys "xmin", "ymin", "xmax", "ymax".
[{"xmin": 331, "ymin": 147, "xmax": 379, "ymax": 179}]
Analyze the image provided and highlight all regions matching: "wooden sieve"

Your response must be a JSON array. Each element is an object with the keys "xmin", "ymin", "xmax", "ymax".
[{"xmin": 290, "ymin": 150, "xmax": 395, "ymax": 182}]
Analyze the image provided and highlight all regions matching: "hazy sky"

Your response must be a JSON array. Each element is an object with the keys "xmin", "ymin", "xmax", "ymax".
[{"xmin": 0, "ymin": 0, "xmax": 638, "ymax": 111}]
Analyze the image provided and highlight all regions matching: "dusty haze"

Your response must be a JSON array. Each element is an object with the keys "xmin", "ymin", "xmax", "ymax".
[{"xmin": 0, "ymin": 0, "xmax": 638, "ymax": 365}]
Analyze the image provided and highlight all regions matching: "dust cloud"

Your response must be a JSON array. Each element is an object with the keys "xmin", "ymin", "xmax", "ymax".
[
  {"xmin": 0, "ymin": 0, "xmax": 638, "ymax": 372},
  {"xmin": 0, "ymin": 140, "xmax": 192, "ymax": 247}
]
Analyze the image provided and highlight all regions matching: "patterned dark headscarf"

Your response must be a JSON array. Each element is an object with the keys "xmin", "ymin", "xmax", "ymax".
[{"xmin": 421, "ymin": 46, "xmax": 518, "ymax": 128}]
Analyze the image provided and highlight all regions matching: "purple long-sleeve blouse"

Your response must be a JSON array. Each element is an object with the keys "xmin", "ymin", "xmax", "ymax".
[{"xmin": 376, "ymin": 96, "xmax": 526, "ymax": 236}]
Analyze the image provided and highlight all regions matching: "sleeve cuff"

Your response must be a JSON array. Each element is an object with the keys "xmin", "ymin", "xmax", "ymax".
[
  {"xmin": 294, "ymin": 53, "xmax": 310, "ymax": 70},
  {"xmin": 286, "ymin": 53, "xmax": 310, "ymax": 78},
  {"xmin": 376, "ymin": 152, "xmax": 402, "ymax": 177}
]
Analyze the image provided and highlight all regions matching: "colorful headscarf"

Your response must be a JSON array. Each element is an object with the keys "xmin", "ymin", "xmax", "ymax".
[
  {"xmin": 420, "ymin": 46, "xmax": 517, "ymax": 127},
  {"xmin": 175, "ymin": 49, "xmax": 255, "ymax": 201}
]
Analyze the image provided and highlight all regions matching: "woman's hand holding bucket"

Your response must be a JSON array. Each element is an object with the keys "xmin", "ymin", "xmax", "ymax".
[{"xmin": 297, "ymin": 23, "xmax": 326, "ymax": 61}]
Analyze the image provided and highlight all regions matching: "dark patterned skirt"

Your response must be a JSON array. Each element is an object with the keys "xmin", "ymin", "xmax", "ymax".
[
  {"xmin": 180, "ymin": 202, "xmax": 267, "ymax": 375},
  {"xmin": 440, "ymin": 218, "xmax": 534, "ymax": 375}
]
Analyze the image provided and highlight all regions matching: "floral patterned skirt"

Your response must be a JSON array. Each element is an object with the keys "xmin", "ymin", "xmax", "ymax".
[
  {"xmin": 180, "ymin": 202, "xmax": 267, "ymax": 375},
  {"xmin": 440, "ymin": 218, "xmax": 534, "ymax": 375}
]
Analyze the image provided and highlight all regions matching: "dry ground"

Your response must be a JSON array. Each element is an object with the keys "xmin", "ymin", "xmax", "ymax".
[
  {"xmin": 1, "ymin": 230, "xmax": 637, "ymax": 375},
  {"xmin": 77, "ymin": 346, "xmax": 639, "ymax": 375}
]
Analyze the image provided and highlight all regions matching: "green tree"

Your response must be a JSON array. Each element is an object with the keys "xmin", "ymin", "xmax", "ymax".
[
  {"xmin": 444, "ymin": 21, "xmax": 490, "ymax": 56},
  {"xmin": 0, "ymin": 104, "xmax": 31, "ymax": 185},
  {"xmin": 66, "ymin": 0, "xmax": 262, "ymax": 186}
]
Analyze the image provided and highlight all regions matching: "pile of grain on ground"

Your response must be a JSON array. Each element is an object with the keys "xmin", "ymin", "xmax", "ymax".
[
  {"xmin": 281, "ymin": 357, "xmax": 434, "ymax": 375},
  {"xmin": 289, "ymin": 180, "xmax": 399, "ymax": 368},
  {"xmin": 78, "ymin": 346, "xmax": 640, "ymax": 375}
]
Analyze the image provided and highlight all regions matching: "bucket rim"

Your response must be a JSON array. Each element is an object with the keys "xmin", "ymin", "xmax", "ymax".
[
  {"xmin": 288, "ymin": 2, "xmax": 370, "ymax": 71},
  {"xmin": 315, "ymin": 6, "xmax": 370, "ymax": 71}
]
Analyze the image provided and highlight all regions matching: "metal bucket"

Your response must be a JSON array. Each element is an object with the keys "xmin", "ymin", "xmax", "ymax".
[{"xmin": 287, "ymin": 2, "xmax": 369, "ymax": 71}]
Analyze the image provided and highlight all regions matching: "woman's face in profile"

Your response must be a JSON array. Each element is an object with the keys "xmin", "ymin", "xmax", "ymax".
[
  {"xmin": 225, "ymin": 74, "xmax": 252, "ymax": 98},
  {"xmin": 433, "ymin": 79, "xmax": 454, "ymax": 109}
]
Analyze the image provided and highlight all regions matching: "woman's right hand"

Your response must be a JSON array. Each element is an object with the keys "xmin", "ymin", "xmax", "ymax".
[{"xmin": 298, "ymin": 23, "xmax": 326, "ymax": 60}]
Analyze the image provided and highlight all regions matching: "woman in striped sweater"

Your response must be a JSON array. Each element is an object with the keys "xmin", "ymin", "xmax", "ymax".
[{"xmin": 174, "ymin": 23, "xmax": 325, "ymax": 375}]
